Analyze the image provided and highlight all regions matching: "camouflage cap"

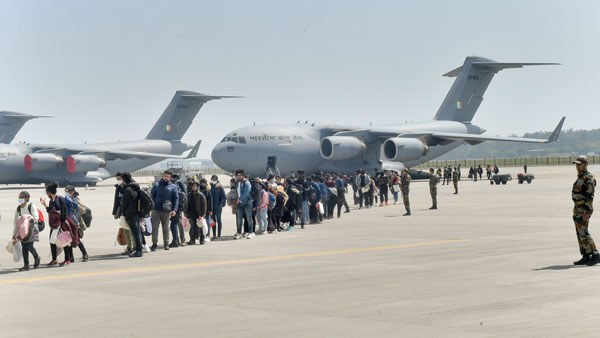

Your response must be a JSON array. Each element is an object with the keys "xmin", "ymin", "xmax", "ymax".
[{"xmin": 573, "ymin": 155, "xmax": 588, "ymax": 164}]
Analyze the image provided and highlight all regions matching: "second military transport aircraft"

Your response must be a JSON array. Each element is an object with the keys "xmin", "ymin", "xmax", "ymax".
[
  {"xmin": 0, "ymin": 91, "xmax": 231, "ymax": 185},
  {"xmin": 211, "ymin": 56, "xmax": 565, "ymax": 177}
]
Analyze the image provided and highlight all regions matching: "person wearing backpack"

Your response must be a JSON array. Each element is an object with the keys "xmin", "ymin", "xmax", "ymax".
[
  {"xmin": 186, "ymin": 181, "xmax": 207, "ymax": 245},
  {"xmin": 64, "ymin": 186, "xmax": 90, "ymax": 262},
  {"xmin": 209, "ymin": 175, "xmax": 226, "ymax": 239},
  {"xmin": 150, "ymin": 170, "xmax": 179, "ymax": 251},
  {"xmin": 119, "ymin": 173, "xmax": 144, "ymax": 257},
  {"xmin": 41, "ymin": 182, "xmax": 76, "ymax": 266},
  {"xmin": 13, "ymin": 191, "xmax": 40, "ymax": 271},
  {"xmin": 307, "ymin": 177, "xmax": 322, "ymax": 224}
]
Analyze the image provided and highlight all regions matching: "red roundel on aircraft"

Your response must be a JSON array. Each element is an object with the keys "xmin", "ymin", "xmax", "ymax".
[
  {"xmin": 24, "ymin": 155, "xmax": 33, "ymax": 171},
  {"xmin": 67, "ymin": 156, "xmax": 76, "ymax": 174}
]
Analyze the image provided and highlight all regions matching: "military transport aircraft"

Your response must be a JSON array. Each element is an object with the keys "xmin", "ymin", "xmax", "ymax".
[
  {"xmin": 211, "ymin": 56, "xmax": 565, "ymax": 177},
  {"xmin": 0, "ymin": 90, "xmax": 232, "ymax": 185}
]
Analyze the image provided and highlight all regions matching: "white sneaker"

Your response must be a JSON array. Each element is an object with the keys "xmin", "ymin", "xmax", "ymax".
[
  {"xmin": 205, "ymin": 236, "xmax": 211, "ymax": 243},
  {"xmin": 246, "ymin": 233, "xmax": 255, "ymax": 239},
  {"xmin": 234, "ymin": 233, "xmax": 242, "ymax": 240},
  {"xmin": 242, "ymin": 232, "xmax": 248, "ymax": 238},
  {"xmin": 143, "ymin": 244, "xmax": 151, "ymax": 253}
]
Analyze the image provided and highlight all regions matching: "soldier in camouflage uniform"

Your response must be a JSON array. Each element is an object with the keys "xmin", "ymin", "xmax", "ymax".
[
  {"xmin": 452, "ymin": 167, "xmax": 459, "ymax": 194},
  {"xmin": 572, "ymin": 155, "xmax": 600, "ymax": 266},
  {"xmin": 401, "ymin": 168, "xmax": 411, "ymax": 216},
  {"xmin": 428, "ymin": 168, "xmax": 437, "ymax": 210}
]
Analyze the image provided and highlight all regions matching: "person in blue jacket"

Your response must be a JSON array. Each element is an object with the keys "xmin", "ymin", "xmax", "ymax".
[
  {"xmin": 234, "ymin": 169, "xmax": 254, "ymax": 240},
  {"xmin": 317, "ymin": 177, "xmax": 328, "ymax": 223},
  {"xmin": 150, "ymin": 170, "xmax": 179, "ymax": 251}
]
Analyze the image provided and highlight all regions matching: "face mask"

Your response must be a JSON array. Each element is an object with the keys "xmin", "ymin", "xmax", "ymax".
[
  {"xmin": 211, "ymin": 180, "xmax": 218, "ymax": 185},
  {"xmin": 116, "ymin": 180, "xmax": 123, "ymax": 185},
  {"xmin": 18, "ymin": 199, "xmax": 25, "ymax": 204}
]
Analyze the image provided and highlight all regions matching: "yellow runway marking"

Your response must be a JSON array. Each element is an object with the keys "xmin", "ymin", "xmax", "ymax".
[{"xmin": 0, "ymin": 239, "xmax": 469, "ymax": 286}]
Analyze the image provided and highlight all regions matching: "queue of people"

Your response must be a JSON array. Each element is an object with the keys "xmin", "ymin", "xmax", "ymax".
[{"xmin": 6, "ymin": 166, "xmax": 459, "ymax": 269}]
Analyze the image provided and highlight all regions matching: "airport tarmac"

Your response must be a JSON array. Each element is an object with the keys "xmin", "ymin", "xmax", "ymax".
[{"xmin": 0, "ymin": 165, "xmax": 598, "ymax": 337}]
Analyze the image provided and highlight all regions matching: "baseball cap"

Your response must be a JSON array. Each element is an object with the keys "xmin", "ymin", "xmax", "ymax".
[{"xmin": 573, "ymin": 155, "xmax": 588, "ymax": 164}]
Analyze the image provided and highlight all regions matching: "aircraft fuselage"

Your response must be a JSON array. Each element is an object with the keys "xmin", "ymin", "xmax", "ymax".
[{"xmin": 211, "ymin": 121, "xmax": 482, "ymax": 177}]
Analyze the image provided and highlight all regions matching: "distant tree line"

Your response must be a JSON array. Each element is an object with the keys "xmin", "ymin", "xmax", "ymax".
[{"xmin": 438, "ymin": 128, "xmax": 600, "ymax": 160}]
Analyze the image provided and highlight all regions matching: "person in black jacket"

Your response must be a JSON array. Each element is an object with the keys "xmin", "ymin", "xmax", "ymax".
[
  {"xmin": 199, "ymin": 179, "xmax": 213, "ymax": 239},
  {"xmin": 186, "ymin": 182, "xmax": 207, "ymax": 245},
  {"xmin": 112, "ymin": 172, "xmax": 124, "ymax": 220},
  {"xmin": 120, "ymin": 172, "xmax": 143, "ymax": 257},
  {"xmin": 40, "ymin": 182, "xmax": 74, "ymax": 266}
]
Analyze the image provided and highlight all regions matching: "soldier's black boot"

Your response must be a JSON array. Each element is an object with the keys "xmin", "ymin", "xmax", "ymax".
[
  {"xmin": 574, "ymin": 255, "xmax": 590, "ymax": 265},
  {"xmin": 586, "ymin": 253, "xmax": 600, "ymax": 266}
]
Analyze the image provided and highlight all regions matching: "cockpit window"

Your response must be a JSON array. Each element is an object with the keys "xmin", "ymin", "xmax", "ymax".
[{"xmin": 221, "ymin": 136, "xmax": 246, "ymax": 144}]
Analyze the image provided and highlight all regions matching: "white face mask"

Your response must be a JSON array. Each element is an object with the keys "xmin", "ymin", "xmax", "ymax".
[
  {"xmin": 18, "ymin": 199, "xmax": 25, "ymax": 205},
  {"xmin": 116, "ymin": 180, "xmax": 123, "ymax": 185},
  {"xmin": 211, "ymin": 180, "xmax": 218, "ymax": 185}
]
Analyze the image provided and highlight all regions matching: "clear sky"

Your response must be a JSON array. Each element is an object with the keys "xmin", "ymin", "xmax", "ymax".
[{"xmin": 0, "ymin": 0, "xmax": 598, "ymax": 158}]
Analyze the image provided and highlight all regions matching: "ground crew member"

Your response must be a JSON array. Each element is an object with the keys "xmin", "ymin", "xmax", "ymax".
[
  {"xmin": 452, "ymin": 167, "xmax": 459, "ymax": 194},
  {"xmin": 401, "ymin": 168, "xmax": 411, "ymax": 216},
  {"xmin": 572, "ymin": 155, "xmax": 600, "ymax": 266},
  {"xmin": 428, "ymin": 168, "xmax": 437, "ymax": 210}
]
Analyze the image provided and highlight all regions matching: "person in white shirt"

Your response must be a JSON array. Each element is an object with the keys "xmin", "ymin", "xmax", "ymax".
[{"xmin": 13, "ymin": 191, "xmax": 40, "ymax": 271}]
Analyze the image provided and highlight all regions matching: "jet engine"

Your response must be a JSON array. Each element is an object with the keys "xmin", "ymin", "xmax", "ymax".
[
  {"xmin": 320, "ymin": 136, "xmax": 366, "ymax": 160},
  {"xmin": 67, "ymin": 155, "xmax": 106, "ymax": 174},
  {"xmin": 382, "ymin": 137, "xmax": 429, "ymax": 162},
  {"xmin": 24, "ymin": 154, "xmax": 64, "ymax": 172}
]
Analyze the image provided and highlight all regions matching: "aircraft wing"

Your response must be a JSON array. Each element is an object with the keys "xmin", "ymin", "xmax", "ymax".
[
  {"xmin": 77, "ymin": 149, "xmax": 190, "ymax": 160},
  {"xmin": 32, "ymin": 146, "xmax": 190, "ymax": 160},
  {"xmin": 425, "ymin": 116, "xmax": 565, "ymax": 144},
  {"xmin": 335, "ymin": 117, "xmax": 565, "ymax": 144}
]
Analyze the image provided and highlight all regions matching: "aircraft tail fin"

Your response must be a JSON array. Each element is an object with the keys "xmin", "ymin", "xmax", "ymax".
[
  {"xmin": 146, "ymin": 91, "xmax": 241, "ymax": 141},
  {"xmin": 0, "ymin": 111, "xmax": 50, "ymax": 144},
  {"xmin": 433, "ymin": 57, "xmax": 559, "ymax": 123},
  {"xmin": 186, "ymin": 140, "xmax": 202, "ymax": 159}
]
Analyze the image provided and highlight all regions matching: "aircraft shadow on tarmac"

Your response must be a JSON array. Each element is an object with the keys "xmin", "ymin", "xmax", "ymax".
[{"xmin": 533, "ymin": 265, "xmax": 589, "ymax": 271}]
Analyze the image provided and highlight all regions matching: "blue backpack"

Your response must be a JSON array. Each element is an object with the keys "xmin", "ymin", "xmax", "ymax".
[
  {"xmin": 64, "ymin": 196, "xmax": 81, "ymax": 226},
  {"xmin": 268, "ymin": 192, "xmax": 276, "ymax": 210}
]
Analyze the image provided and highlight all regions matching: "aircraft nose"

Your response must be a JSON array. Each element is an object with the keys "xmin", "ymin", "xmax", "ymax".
[{"xmin": 211, "ymin": 144, "xmax": 226, "ymax": 169}]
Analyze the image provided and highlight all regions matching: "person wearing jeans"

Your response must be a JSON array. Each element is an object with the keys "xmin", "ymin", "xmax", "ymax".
[
  {"xmin": 234, "ymin": 169, "xmax": 254, "ymax": 239},
  {"xmin": 209, "ymin": 175, "xmax": 226, "ymax": 238},
  {"xmin": 13, "ymin": 191, "xmax": 40, "ymax": 271},
  {"xmin": 257, "ymin": 188, "xmax": 269, "ymax": 233}
]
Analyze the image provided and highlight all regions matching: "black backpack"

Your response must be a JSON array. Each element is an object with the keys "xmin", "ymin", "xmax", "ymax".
[
  {"xmin": 82, "ymin": 207, "xmax": 93, "ymax": 228},
  {"xmin": 137, "ymin": 189, "xmax": 154, "ymax": 218},
  {"xmin": 178, "ymin": 189, "xmax": 188, "ymax": 213},
  {"xmin": 250, "ymin": 179, "xmax": 262, "ymax": 202},
  {"xmin": 308, "ymin": 187, "xmax": 317, "ymax": 201}
]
